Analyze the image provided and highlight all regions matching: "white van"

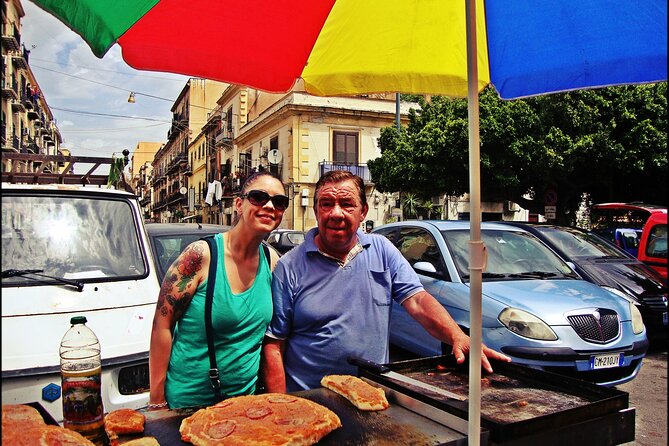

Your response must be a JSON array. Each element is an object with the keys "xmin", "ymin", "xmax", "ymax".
[{"xmin": 1, "ymin": 183, "xmax": 161, "ymax": 423}]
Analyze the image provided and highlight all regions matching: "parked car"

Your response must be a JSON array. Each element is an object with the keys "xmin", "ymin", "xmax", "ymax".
[
  {"xmin": 265, "ymin": 229, "xmax": 306, "ymax": 255},
  {"xmin": 498, "ymin": 222, "xmax": 667, "ymax": 343},
  {"xmin": 145, "ymin": 223, "xmax": 280, "ymax": 283},
  {"xmin": 591, "ymin": 227, "xmax": 642, "ymax": 257},
  {"xmin": 638, "ymin": 211, "xmax": 668, "ymax": 282},
  {"xmin": 372, "ymin": 220, "xmax": 649, "ymax": 386},
  {"xmin": 2, "ymin": 183, "xmax": 161, "ymax": 423},
  {"xmin": 591, "ymin": 202, "xmax": 667, "ymax": 282}
]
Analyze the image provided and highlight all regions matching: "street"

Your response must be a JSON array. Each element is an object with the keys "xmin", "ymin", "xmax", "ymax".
[{"xmin": 618, "ymin": 344, "xmax": 667, "ymax": 446}]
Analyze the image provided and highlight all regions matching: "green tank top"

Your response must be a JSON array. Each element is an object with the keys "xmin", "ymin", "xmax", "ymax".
[{"xmin": 165, "ymin": 233, "xmax": 273, "ymax": 408}]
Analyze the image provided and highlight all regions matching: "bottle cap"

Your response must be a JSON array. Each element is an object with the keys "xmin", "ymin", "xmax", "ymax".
[{"xmin": 70, "ymin": 316, "xmax": 87, "ymax": 325}]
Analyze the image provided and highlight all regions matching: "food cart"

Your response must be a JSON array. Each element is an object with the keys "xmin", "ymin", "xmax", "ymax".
[{"xmin": 29, "ymin": 356, "xmax": 635, "ymax": 445}]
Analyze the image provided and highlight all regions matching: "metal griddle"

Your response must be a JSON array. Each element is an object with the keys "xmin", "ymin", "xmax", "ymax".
[
  {"xmin": 130, "ymin": 389, "xmax": 487, "ymax": 446},
  {"xmin": 358, "ymin": 355, "xmax": 635, "ymax": 446}
]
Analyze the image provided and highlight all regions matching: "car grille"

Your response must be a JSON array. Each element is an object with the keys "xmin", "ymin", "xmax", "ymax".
[{"xmin": 567, "ymin": 309, "xmax": 620, "ymax": 344}]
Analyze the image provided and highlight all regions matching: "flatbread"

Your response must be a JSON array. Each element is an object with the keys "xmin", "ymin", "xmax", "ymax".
[
  {"xmin": 120, "ymin": 437, "xmax": 160, "ymax": 446},
  {"xmin": 2, "ymin": 404, "xmax": 45, "ymax": 429},
  {"xmin": 104, "ymin": 408, "xmax": 146, "ymax": 445},
  {"xmin": 320, "ymin": 375, "xmax": 389, "ymax": 411},
  {"xmin": 179, "ymin": 393, "xmax": 341, "ymax": 446},
  {"xmin": 2, "ymin": 424, "xmax": 96, "ymax": 446}
]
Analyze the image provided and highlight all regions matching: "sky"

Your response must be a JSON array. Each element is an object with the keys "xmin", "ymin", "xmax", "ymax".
[{"xmin": 21, "ymin": 0, "xmax": 190, "ymax": 161}]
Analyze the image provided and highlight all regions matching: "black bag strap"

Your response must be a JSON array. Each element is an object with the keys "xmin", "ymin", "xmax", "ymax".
[
  {"xmin": 261, "ymin": 242, "xmax": 271, "ymax": 269},
  {"xmin": 202, "ymin": 236, "xmax": 225, "ymax": 400},
  {"xmin": 203, "ymin": 236, "xmax": 271, "ymax": 400}
]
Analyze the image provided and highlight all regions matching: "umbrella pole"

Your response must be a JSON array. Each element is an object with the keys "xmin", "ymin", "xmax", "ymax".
[{"xmin": 466, "ymin": 0, "xmax": 483, "ymax": 445}]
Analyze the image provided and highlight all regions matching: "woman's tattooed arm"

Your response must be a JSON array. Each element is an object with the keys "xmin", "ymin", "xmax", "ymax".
[{"xmin": 155, "ymin": 241, "xmax": 208, "ymax": 326}]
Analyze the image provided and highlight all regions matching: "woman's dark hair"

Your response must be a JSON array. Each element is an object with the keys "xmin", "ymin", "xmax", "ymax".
[
  {"xmin": 233, "ymin": 171, "xmax": 285, "ymax": 226},
  {"xmin": 240, "ymin": 170, "xmax": 284, "ymax": 194},
  {"xmin": 314, "ymin": 170, "xmax": 366, "ymax": 207}
]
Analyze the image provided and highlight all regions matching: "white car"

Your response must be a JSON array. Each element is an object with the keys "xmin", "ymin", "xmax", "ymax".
[{"xmin": 1, "ymin": 183, "xmax": 161, "ymax": 423}]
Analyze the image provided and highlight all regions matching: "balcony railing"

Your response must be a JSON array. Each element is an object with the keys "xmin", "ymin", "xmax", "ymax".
[
  {"xmin": 318, "ymin": 162, "xmax": 371, "ymax": 183},
  {"xmin": 1, "ymin": 22, "xmax": 21, "ymax": 52}
]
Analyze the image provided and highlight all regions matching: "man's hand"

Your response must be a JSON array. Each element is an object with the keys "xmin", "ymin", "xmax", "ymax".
[
  {"xmin": 403, "ymin": 291, "xmax": 512, "ymax": 373},
  {"xmin": 450, "ymin": 331, "xmax": 512, "ymax": 373}
]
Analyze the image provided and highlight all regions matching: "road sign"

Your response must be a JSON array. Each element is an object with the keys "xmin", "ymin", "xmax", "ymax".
[{"xmin": 544, "ymin": 189, "xmax": 558, "ymax": 206}]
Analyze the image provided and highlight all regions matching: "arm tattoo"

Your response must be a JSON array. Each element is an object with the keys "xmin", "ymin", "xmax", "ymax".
[{"xmin": 156, "ymin": 243, "xmax": 205, "ymax": 320}]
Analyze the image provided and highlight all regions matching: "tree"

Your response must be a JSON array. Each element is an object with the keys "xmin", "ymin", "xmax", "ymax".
[
  {"xmin": 401, "ymin": 192, "xmax": 422, "ymax": 219},
  {"xmin": 369, "ymin": 84, "xmax": 667, "ymax": 225}
]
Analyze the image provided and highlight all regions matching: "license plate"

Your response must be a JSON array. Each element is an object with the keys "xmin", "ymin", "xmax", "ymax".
[{"xmin": 590, "ymin": 353, "xmax": 623, "ymax": 370}]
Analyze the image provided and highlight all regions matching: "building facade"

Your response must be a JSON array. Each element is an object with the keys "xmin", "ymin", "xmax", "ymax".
[
  {"xmin": 131, "ymin": 142, "xmax": 162, "ymax": 220},
  {"xmin": 150, "ymin": 78, "xmax": 227, "ymax": 223},
  {"xmin": 2, "ymin": 0, "xmax": 63, "ymax": 176}
]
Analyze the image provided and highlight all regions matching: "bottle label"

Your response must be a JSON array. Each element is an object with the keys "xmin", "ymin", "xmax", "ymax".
[{"xmin": 62, "ymin": 371, "xmax": 104, "ymax": 425}]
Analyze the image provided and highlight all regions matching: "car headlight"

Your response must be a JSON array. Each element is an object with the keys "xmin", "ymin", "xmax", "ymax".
[
  {"xmin": 498, "ymin": 308, "xmax": 558, "ymax": 340},
  {"xmin": 629, "ymin": 302, "xmax": 645, "ymax": 335}
]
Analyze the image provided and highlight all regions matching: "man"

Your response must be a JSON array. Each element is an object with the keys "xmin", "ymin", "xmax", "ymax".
[{"xmin": 262, "ymin": 170, "xmax": 510, "ymax": 392}]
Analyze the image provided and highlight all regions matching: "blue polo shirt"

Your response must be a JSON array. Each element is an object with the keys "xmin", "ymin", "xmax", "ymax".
[{"xmin": 266, "ymin": 228, "xmax": 423, "ymax": 391}]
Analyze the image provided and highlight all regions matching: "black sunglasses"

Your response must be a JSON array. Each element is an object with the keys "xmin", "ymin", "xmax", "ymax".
[{"xmin": 241, "ymin": 190, "xmax": 290, "ymax": 211}]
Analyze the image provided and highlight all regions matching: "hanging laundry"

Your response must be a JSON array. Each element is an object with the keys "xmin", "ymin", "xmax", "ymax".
[
  {"xmin": 214, "ymin": 180, "xmax": 223, "ymax": 201},
  {"xmin": 205, "ymin": 182, "xmax": 216, "ymax": 206}
]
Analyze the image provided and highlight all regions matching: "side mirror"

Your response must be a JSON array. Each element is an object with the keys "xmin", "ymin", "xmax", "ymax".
[{"xmin": 414, "ymin": 261, "xmax": 437, "ymax": 274}]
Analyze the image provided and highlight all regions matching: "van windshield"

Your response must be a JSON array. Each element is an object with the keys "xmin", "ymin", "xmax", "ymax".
[{"xmin": 2, "ymin": 195, "xmax": 147, "ymax": 285}]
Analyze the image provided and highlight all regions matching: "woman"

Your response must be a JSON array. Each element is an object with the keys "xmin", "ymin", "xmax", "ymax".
[{"xmin": 148, "ymin": 171, "xmax": 288, "ymax": 409}]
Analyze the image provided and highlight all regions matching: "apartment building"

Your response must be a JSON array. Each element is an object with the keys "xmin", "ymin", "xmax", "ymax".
[
  {"xmin": 150, "ymin": 78, "xmax": 227, "ymax": 223},
  {"xmin": 130, "ymin": 142, "xmax": 163, "ymax": 220},
  {"xmin": 147, "ymin": 78, "xmax": 415, "ymax": 228},
  {"xmin": 2, "ymin": 0, "xmax": 62, "ymax": 177}
]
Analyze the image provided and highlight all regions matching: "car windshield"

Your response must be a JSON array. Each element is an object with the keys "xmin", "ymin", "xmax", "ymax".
[
  {"xmin": 441, "ymin": 229, "xmax": 574, "ymax": 279},
  {"xmin": 536, "ymin": 227, "xmax": 627, "ymax": 259},
  {"xmin": 2, "ymin": 195, "xmax": 147, "ymax": 285}
]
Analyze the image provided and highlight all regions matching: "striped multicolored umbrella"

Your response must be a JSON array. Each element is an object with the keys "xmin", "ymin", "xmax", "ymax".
[
  {"xmin": 31, "ymin": 0, "xmax": 666, "ymax": 99},
  {"xmin": 31, "ymin": 1, "xmax": 667, "ymax": 443}
]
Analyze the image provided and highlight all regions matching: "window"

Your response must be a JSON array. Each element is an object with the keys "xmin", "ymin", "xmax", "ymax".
[
  {"xmin": 239, "ymin": 151, "xmax": 252, "ymax": 175},
  {"xmin": 333, "ymin": 131, "xmax": 358, "ymax": 164},
  {"xmin": 226, "ymin": 107, "xmax": 233, "ymax": 132},
  {"xmin": 396, "ymin": 227, "xmax": 448, "ymax": 279},
  {"xmin": 646, "ymin": 224, "xmax": 667, "ymax": 258}
]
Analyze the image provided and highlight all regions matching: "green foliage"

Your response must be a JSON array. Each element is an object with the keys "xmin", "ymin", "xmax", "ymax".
[
  {"xmin": 421, "ymin": 200, "xmax": 441, "ymax": 219},
  {"xmin": 107, "ymin": 156, "xmax": 126, "ymax": 188},
  {"xmin": 369, "ymin": 83, "xmax": 667, "ymax": 224},
  {"xmin": 401, "ymin": 192, "xmax": 422, "ymax": 219}
]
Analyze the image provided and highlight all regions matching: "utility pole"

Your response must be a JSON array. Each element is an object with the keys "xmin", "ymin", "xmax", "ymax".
[{"xmin": 395, "ymin": 93, "xmax": 401, "ymax": 131}]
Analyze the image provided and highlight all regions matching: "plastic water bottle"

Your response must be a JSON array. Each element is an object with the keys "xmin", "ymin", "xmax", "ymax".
[{"xmin": 60, "ymin": 316, "xmax": 108, "ymax": 446}]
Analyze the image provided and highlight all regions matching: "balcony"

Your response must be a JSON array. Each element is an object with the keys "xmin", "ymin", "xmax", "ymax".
[
  {"xmin": 11, "ymin": 98, "xmax": 25, "ymax": 112},
  {"xmin": 215, "ymin": 128, "xmax": 234, "ymax": 149},
  {"xmin": 168, "ymin": 190, "xmax": 187, "ymax": 205},
  {"xmin": 1, "ymin": 22, "xmax": 21, "ymax": 52},
  {"xmin": 167, "ymin": 154, "xmax": 187, "ymax": 174},
  {"xmin": 10, "ymin": 49, "xmax": 27, "ymax": 69},
  {"xmin": 1, "ymin": 76, "xmax": 17, "ymax": 100},
  {"xmin": 318, "ymin": 162, "xmax": 372, "ymax": 183}
]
